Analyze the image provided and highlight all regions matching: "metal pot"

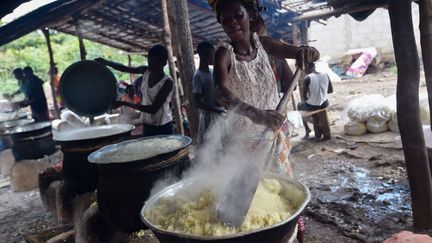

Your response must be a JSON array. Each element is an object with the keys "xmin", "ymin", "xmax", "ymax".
[
  {"xmin": 88, "ymin": 135, "xmax": 192, "ymax": 233},
  {"xmin": 4, "ymin": 121, "xmax": 52, "ymax": 140},
  {"xmin": 5, "ymin": 121, "xmax": 56, "ymax": 161},
  {"xmin": 11, "ymin": 131, "xmax": 57, "ymax": 161},
  {"xmin": 0, "ymin": 118, "xmax": 34, "ymax": 133},
  {"xmin": 53, "ymin": 124, "xmax": 134, "ymax": 195},
  {"xmin": 141, "ymin": 173, "xmax": 311, "ymax": 243}
]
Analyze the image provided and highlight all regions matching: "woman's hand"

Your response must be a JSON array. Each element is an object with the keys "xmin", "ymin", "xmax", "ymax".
[
  {"xmin": 296, "ymin": 46, "xmax": 320, "ymax": 68},
  {"xmin": 247, "ymin": 107, "xmax": 285, "ymax": 131}
]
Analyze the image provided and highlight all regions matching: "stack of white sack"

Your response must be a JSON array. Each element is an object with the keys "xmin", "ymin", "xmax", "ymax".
[
  {"xmin": 51, "ymin": 110, "xmax": 89, "ymax": 131},
  {"xmin": 343, "ymin": 94, "xmax": 395, "ymax": 135},
  {"xmin": 385, "ymin": 93, "xmax": 431, "ymax": 134}
]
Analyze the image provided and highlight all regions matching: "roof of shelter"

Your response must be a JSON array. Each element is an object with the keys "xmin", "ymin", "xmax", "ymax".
[
  {"xmin": 0, "ymin": 0, "xmax": 30, "ymax": 20},
  {"xmin": 0, "ymin": 0, "xmax": 389, "ymax": 53}
]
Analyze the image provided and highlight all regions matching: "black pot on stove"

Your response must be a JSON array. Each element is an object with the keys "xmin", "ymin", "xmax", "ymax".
[
  {"xmin": 4, "ymin": 121, "xmax": 56, "ymax": 161},
  {"xmin": 88, "ymin": 135, "xmax": 192, "ymax": 233},
  {"xmin": 53, "ymin": 124, "xmax": 134, "ymax": 195}
]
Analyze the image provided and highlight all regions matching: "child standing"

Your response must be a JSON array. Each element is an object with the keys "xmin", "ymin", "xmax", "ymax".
[{"xmin": 193, "ymin": 41, "xmax": 225, "ymax": 143}]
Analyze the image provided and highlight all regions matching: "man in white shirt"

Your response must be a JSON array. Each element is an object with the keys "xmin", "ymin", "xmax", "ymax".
[{"xmin": 298, "ymin": 63, "xmax": 333, "ymax": 140}]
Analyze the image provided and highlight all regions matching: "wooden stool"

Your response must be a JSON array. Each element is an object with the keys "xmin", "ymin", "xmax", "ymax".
[{"xmin": 300, "ymin": 108, "xmax": 331, "ymax": 139}]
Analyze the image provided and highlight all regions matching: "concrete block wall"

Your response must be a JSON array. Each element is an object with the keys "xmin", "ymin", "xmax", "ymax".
[{"xmin": 308, "ymin": 3, "xmax": 421, "ymax": 61}]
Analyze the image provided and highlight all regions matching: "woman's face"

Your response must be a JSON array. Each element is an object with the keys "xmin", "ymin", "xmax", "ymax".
[{"xmin": 219, "ymin": 1, "xmax": 250, "ymax": 42}]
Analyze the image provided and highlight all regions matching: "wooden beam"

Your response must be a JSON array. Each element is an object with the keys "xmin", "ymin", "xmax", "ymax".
[
  {"xmin": 170, "ymin": 0, "xmax": 198, "ymax": 139},
  {"xmin": 161, "ymin": 0, "xmax": 184, "ymax": 135},
  {"xmin": 128, "ymin": 54, "xmax": 132, "ymax": 83},
  {"xmin": 41, "ymin": 28, "xmax": 60, "ymax": 119},
  {"xmin": 75, "ymin": 20, "xmax": 87, "ymax": 61},
  {"xmin": 389, "ymin": 0, "xmax": 432, "ymax": 230},
  {"xmin": 0, "ymin": 0, "xmax": 103, "ymax": 47},
  {"xmin": 290, "ymin": 2, "xmax": 388, "ymax": 22}
]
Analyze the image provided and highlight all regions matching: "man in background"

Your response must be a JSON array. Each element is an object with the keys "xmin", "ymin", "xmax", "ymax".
[
  {"xmin": 298, "ymin": 63, "xmax": 333, "ymax": 141},
  {"xmin": 193, "ymin": 41, "xmax": 224, "ymax": 143},
  {"xmin": 20, "ymin": 67, "xmax": 49, "ymax": 121}
]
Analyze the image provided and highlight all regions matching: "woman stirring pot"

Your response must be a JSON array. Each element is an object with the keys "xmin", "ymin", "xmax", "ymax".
[{"xmin": 209, "ymin": 0, "xmax": 319, "ymax": 241}]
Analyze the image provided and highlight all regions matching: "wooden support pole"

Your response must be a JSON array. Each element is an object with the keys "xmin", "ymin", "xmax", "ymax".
[
  {"xmin": 389, "ymin": 0, "xmax": 432, "ymax": 230},
  {"xmin": 420, "ymin": 0, "xmax": 432, "ymax": 131},
  {"xmin": 292, "ymin": 21, "xmax": 308, "ymax": 103},
  {"xmin": 78, "ymin": 36, "xmax": 86, "ymax": 61},
  {"xmin": 161, "ymin": 0, "xmax": 184, "ymax": 135},
  {"xmin": 75, "ymin": 21, "xmax": 87, "ymax": 61},
  {"xmin": 299, "ymin": 21, "xmax": 309, "ymax": 46},
  {"xmin": 41, "ymin": 28, "xmax": 59, "ymax": 119},
  {"xmin": 128, "ymin": 54, "xmax": 132, "ymax": 83},
  {"xmin": 168, "ymin": 0, "xmax": 198, "ymax": 139}
]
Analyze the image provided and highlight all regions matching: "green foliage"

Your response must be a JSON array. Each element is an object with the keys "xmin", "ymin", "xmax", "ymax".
[{"xmin": 0, "ymin": 30, "xmax": 147, "ymax": 94}]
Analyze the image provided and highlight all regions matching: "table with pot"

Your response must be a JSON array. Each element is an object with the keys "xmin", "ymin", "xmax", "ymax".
[
  {"xmin": 0, "ymin": 98, "xmax": 61, "ymax": 191},
  {"xmin": 34, "ymin": 60, "xmax": 310, "ymax": 243}
]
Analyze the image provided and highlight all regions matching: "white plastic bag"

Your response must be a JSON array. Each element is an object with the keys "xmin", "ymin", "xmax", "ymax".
[
  {"xmin": 344, "ymin": 121, "xmax": 367, "ymax": 136},
  {"xmin": 388, "ymin": 120, "xmax": 399, "ymax": 133},
  {"xmin": 367, "ymin": 117, "xmax": 389, "ymax": 133},
  {"xmin": 343, "ymin": 94, "xmax": 391, "ymax": 122}
]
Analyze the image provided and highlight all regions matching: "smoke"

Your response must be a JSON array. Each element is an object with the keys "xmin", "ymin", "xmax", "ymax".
[{"xmin": 149, "ymin": 109, "xmax": 274, "ymax": 206}]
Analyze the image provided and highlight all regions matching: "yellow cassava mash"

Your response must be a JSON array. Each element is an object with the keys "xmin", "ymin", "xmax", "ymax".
[{"xmin": 145, "ymin": 179, "xmax": 295, "ymax": 236}]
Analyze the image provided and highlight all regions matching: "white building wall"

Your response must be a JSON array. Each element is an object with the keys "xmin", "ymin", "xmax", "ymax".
[{"xmin": 308, "ymin": 4, "xmax": 421, "ymax": 61}]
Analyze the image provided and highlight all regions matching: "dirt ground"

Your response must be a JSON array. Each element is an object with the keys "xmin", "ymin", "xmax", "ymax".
[
  {"xmin": 292, "ymin": 69, "xmax": 429, "ymax": 242},
  {"xmin": 1, "ymin": 69, "xmax": 431, "ymax": 242}
]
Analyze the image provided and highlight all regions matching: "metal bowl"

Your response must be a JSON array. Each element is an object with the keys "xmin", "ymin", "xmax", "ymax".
[{"xmin": 141, "ymin": 173, "xmax": 311, "ymax": 243}]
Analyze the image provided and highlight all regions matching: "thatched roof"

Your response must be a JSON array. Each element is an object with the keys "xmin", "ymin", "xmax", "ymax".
[{"xmin": 0, "ymin": 0, "xmax": 389, "ymax": 53}]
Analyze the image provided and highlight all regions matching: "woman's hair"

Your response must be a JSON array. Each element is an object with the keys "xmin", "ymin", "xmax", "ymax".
[{"xmin": 213, "ymin": 0, "xmax": 259, "ymax": 22}]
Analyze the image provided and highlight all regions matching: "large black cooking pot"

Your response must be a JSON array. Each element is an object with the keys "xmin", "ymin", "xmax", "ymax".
[
  {"xmin": 0, "ymin": 118, "xmax": 33, "ymax": 152},
  {"xmin": 53, "ymin": 124, "xmax": 134, "ymax": 194},
  {"xmin": 141, "ymin": 173, "xmax": 311, "ymax": 243},
  {"xmin": 5, "ymin": 121, "xmax": 52, "ymax": 140},
  {"xmin": 88, "ymin": 135, "xmax": 192, "ymax": 233},
  {"xmin": 5, "ymin": 121, "xmax": 56, "ymax": 160}
]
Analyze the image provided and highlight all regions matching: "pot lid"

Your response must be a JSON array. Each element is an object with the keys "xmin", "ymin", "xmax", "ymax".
[
  {"xmin": 0, "ymin": 119, "xmax": 35, "ymax": 131},
  {"xmin": 60, "ymin": 60, "xmax": 118, "ymax": 117},
  {"xmin": 0, "ymin": 111, "xmax": 28, "ymax": 123},
  {"xmin": 4, "ymin": 121, "xmax": 51, "ymax": 135},
  {"xmin": 88, "ymin": 135, "xmax": 192, "ymax": 164},
  {"xmin": 52, "ymin": 124, "xmax": 134, "ymax": 142}
]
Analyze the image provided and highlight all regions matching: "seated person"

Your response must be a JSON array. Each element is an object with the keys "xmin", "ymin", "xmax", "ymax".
[{"xmin": 298, "ymin": 63, "xmax": 333, "ymax": 140}]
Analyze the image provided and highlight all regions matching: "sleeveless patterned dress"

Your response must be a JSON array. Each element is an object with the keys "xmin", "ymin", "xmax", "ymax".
[{"xmin": 219, "ymin": 33, "xmax": 293, "ymax": 177}]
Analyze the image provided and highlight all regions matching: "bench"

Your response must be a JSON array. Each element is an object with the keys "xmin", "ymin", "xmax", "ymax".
[{"xmin": 299, "ymin": 108, "xmax": 331, "ymax": 139}]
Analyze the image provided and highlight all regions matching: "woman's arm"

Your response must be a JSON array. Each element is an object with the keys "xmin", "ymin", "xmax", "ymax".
[
  {"xmin": 259, "ymin": 36, "xmax": 320, "ymax": 66},
  {"xmin": 214, "ymin": 47, "xmax": 284, "ymax": 131}
]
